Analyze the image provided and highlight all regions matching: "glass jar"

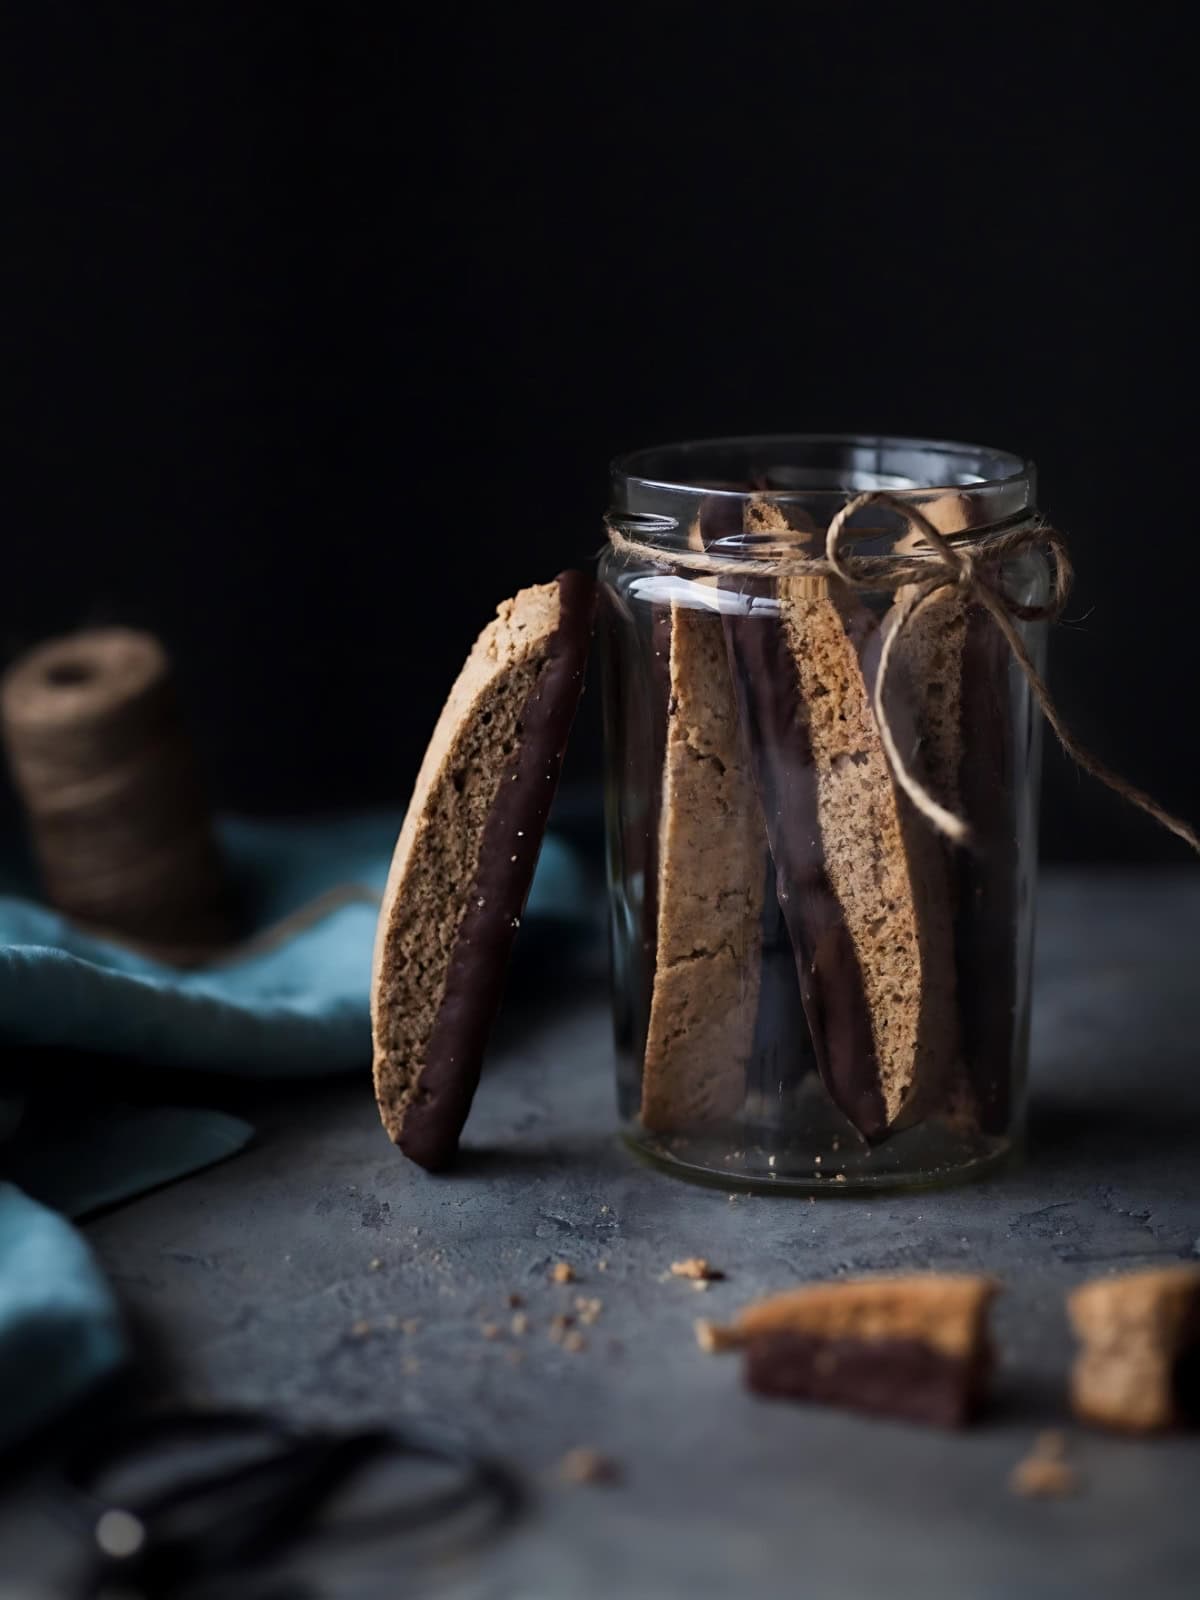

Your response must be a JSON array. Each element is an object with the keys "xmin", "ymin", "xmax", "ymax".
[{"xmin": 600, "ymin": 435, "xmax": 1049, "ymax": 1192}]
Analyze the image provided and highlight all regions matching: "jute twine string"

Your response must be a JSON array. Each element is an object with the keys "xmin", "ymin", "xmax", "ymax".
[
  {"xmin": 1, "ymin": 627, "xmax": 383, "ymax": 967},
  {"xmin": 1, "ymin": 627, "xmax": 235, "ymax": 959},
  {"xmin": 607, "ymin": 489, "xmax": 1200, "ymax": 854}
]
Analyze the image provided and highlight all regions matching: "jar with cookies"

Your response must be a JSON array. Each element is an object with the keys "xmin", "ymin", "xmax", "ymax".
[{"xmin": 600, "ymin": 436, "xmax": 1051, "ymax": 1191}]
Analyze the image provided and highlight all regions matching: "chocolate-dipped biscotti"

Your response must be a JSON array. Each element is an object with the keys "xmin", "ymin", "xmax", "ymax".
[
  {"xmin": 1068, "ymin": 1265, "xmax": 1200, "ymax": 1432},
  {"xmin": 372, "ymin": 572, "xmax": 595, "ymax": 1170},
  {"xmin": 710, "ymin": 1274, "xmax": 998, "ymax": 1427},
  {"xmin": 886, "ymin": 492, "xmax": 1020, "ymax": 1134},
  {"xmin": 640, "ymin": 597, "xmax": 765, "ymax": 1133},
  {"xmin": 723, "ymin": 501, "xmax": 957, "ymax": 1141}
]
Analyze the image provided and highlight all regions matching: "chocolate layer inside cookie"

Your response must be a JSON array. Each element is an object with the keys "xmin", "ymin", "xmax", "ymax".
[
  {"xmin": 730, "ymin": 1273, "xmax": 996, "ymax": 1427},
  {"xmin": 744, "ymin": 1330, "xmax": 989, "ymax": 1428},
  {"xmin": 721, "ymin": 500, "xmax": 957, "ymax": 1140},
  {"xmin": 953, "ymin": 603, "xmax": 1020, "ymax": 1132},
  {"xmin": 372, "ymin": 571, "xmax": 595, "ymax": 1170},
  {"xmin": 886, "ymin": 495, "xmax": 1019, "ymax": 1137},
  {"xmin": 723, "ymin": 590, "xmax": 884, "ymax": 1136}
]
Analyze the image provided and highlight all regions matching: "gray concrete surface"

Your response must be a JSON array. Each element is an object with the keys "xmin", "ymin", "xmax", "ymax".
[{"xmin": 4, "ymin": 870, "xmax": 1200, "ymax": 1597}]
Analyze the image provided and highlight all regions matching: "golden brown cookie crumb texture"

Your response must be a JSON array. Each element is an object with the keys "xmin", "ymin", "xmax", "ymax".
[
  {"xmin": 671, "ymin": 1257, "xmax": 724, "ymax": 1281},
  {"xmin": 733, "ymin": 1273, "xmax": 997, "ymax": 1356},
  {"xmin": 551, "ymin": 1261, "xmax": 576, "ymax": 1284},
  {"xmin": 640, "ymin": 598, "xmax": 765, "ymax": 1133},
  {"xmin": 777, "ymin": 551, "xmax": 957, "ymax": 1130},
  {"xmin": 370, "ymin": 573, "xmax": 593, "ymax": 1170},
  {"xmin": 695, "ymin": 1318, "xmax": 742, "ymax": 1354},
  {"xmin": 1010, "ymin": 1432, "xmax": 1079, "ymax": 1499},
  {"xmin": 721, "ymin": 500, "xmax": 958, "ymax": 1140},
  {"xmin": 715, "ymin": 1273, "xmax": 997, "ymax": 1427},
  {"xmin": 1068, "ymin": 1265, "xmax": 1200, "ymax": 1432}
]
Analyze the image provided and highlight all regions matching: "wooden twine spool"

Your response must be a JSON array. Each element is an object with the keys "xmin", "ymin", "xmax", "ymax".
[{"xmin": 1, "ymin": 627, "xmax": 232, "ymax": 962}]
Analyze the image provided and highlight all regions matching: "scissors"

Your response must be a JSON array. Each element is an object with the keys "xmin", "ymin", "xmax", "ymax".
[{"xmin": 48, "ymin": 1406, "xmax": 523, "ymax": 1599}]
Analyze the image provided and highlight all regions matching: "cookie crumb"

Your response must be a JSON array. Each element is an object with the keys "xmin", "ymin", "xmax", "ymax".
[
  {"xmin": 1010, "ymin": 1433, "xmax": 1079, "ymax": 1499},
  {"xmin": 559, "ymin": 1448, "xmax": 620, "ymax": 1485},
  {"xmin": 563, "ymin": 1330, "xmax": 587, "ymax": 1353},
  {"xmin": 671, "ymin": 1258, "xmax": 724, "ymax": 1281},
  {"xmin": 695, "ymin": 1319, "xmax": 741, "ymax": 1354},
  {"xmin": 349, "ymin": 1320, "xmax": 372, "ymax": 1339},
  {"xmin": 575, "ymin": 1296, "xmax": 603, "ymax": 1324},
  {"xmin": 597, "ymin": 1259, "xmax": 609, "ymax": 1272},
  {"xmin": 834, "ymin": 1174, "xmax": 847, "ymax": 1184},
  {"xmin": 549, "ymin": 1313, "xmax": 576, "ymax": 1343},
  {"xmin": 551, "ymin": 1261, "xmax": 576, "ymax": 1284},
  {"xmin": 511, "ymin": 1311, "xmax": 530, "ymax": 1336},
  {"xmin": 368, "ymin": 1257, "xmax": 383, "ymax": 1271},
  {"xmin": 507, "ymin": 1292, "xmax": 525, "ymax": 1308},
  {"xmin": 481, "ymin": 1322, "xmax": 501, "ymax": 1340}
]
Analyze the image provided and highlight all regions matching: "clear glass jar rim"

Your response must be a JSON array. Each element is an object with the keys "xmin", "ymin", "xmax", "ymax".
[{"xmin": 611, "ymin": 432, "xmax": 1033, "ymax": 499}]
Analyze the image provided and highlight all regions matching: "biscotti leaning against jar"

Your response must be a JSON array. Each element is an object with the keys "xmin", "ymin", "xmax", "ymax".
[
  {"xmin": 599, "ymin": 436, "xmax": 1055, "ymax": 1194},
  {"xmin": 370, "ymin": 435, "xmax": 1196, "ymax": 1179}
]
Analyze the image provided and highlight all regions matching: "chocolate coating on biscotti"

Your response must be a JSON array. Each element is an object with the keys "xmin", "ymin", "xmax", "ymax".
[
  {"xmin": 954, "ymin": 600, "xmax": 1020, "ymax": 1132},
  {"xmin": 744, "ymin": 1331, "xmax": 989, "ymax": 1427},
  {"xmin": 730, "ymin": 1272, "xmax": 996, "ymax": 1426},
  {"xmin": 888, "ymin": 495, "xmax": 1017, "ymax": 1135},
  {"xmin": 372, "ymin": 571, "xmax": 595, "ymax": 1170},
  {"xmin": 723, "ymin": 594, "xmax": 885, "ymax": 1136},
  {"xmin": 722, "ymin": 498, "xmax": 957, "ymax": 1139}
]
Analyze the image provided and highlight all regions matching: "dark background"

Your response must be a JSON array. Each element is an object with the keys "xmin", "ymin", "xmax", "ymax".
[{"xmin": 3, "ymin": 4, "xmax": 1195, "ymax": 861}]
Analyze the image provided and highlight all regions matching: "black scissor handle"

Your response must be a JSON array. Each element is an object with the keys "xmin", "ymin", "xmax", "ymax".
[{"xmin": 54, "ymin": 1407, "xmax": 522, "ymax": 1599}]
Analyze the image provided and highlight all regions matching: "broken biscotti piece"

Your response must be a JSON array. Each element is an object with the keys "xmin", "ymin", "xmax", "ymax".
[
  {"xmin": 640, "ymin": 598, "xmax": 765, "ymax": 1133},
  {"xmin": 371, "ymin": 572, "xmax": 595, "ymax": 1170},
  {"xmin": 707, "ymin": 1274, "xmax": 998, "ymax": 1427},
  {"xmin": 723, "ymin": 500, "xmax": 957, "ymax": 1140},
  {"xmin": 1068, "ymin": 1265, "xmax": 1200, "ymax": 1433}
]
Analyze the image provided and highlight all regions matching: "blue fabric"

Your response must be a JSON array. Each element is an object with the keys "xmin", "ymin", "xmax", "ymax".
[
  {"xmin": 0, "ymin": 1184, "xmax": 124, "ymax": 1451},
  {"xmin": 0, "ymin": 813, "xmax": 588, "ymax": 1077},
  {"xmin": 0, "ymin": 812, "xmax": 592, "ymax": 1452},
  {"xmin": 1, "ymin": 814, "xmax": 391, "ymax": 1077}
]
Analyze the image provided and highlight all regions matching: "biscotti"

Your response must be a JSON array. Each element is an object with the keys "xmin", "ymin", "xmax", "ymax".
[
  {"xmin": 1068, "ymin": 1265, "xmax": 1200, "ymax": 1432},
  {"xmin": 371, "ymin": 572, "xmax": 595, "ymax": 1170},
  {"xmin": 710, "ymin": 1274, "xmax": 997, "ymax": 1427},
  {"xmin": 723, "ymin": 501, "xmax": 957, "ymax": 1140},
  {"xmin": 886, "ymin": 492, "xmax": 1019, "ymax": 1133},
  {"xmin": 640, "ymin": 598, "xmax": 765, "ymax": 1133}
]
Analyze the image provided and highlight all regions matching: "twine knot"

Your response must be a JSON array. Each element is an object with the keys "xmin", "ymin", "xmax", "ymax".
[{"xmin": 608, "ymin": 489, "xmax": 1199, "ymax": 856}]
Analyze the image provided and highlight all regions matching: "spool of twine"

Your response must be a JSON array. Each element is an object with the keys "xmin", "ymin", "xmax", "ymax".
[{"xmin": 1, "ymin": 627, "xmax": 233, "ymax": 962}]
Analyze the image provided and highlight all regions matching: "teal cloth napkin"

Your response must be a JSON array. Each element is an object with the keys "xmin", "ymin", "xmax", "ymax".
[
  {"xmin": 0, "ymin": 812, "xmax": 591, "ymax": 1451},
  {"xmin": 0, "ymin": 1184, "xmax": 124, "ymax": 1448}
]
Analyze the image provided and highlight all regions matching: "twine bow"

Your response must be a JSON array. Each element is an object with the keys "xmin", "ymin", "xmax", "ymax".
[{"xmin": 607, "ymin": 490, "xmax": 1200, "ymax": 854}]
